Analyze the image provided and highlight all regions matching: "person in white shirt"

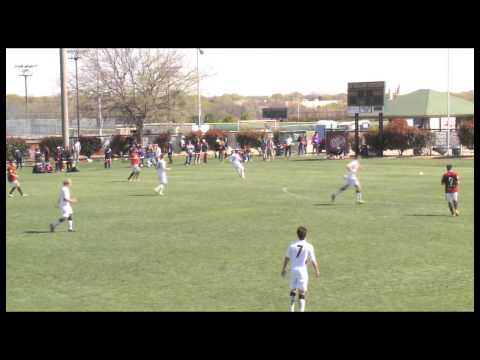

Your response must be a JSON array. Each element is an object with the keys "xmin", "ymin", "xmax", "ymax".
[
  {"xmin": 50, "ymin": 179, "xmax": 77, "ymax": 232},
  {"xmin": 285, "ymin": 135, "xmax": 293, "ymax": 158},
  {"xmin": 154, "ymin": 153, "xmax": 171, "ymax": 196},
  {"xmin": 228, "ymin": 150, "xmax": 245, "ymax": 179},
  {"xmin": 281, "ymin": 226, "xmax": 320, "ymax": 312},
  {"xmin": 74, "ymin": 140, "xmax": 81, "ymax": 162},
  {"xmin": 331, "ymin": 156, "xmax": 364, "ymax": 204}
]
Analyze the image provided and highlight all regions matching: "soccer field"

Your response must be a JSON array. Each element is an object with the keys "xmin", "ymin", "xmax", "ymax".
[{"xmin": 6, "ymin": 156, "xmax": 474, "ymax": 312}]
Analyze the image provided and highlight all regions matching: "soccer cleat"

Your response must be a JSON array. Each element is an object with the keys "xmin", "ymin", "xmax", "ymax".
[
  {"xmin": 455, "ymin": 210, "xmax": 460, "ymax": 216},
  {"xmin": 22, "ymin": 194, "xmax": 29, "ymax": 197},
  {"xmin": 356, "ymin": 200, "xmax": 365, "ymax": 204},
  {"xmin": 49, "ymin": 224, "xmax": 55, "ymax": 232},
  {"xmin": 68, "ymin": 229, "xmax": 74, "ymax": 232},
  {"xmin": 8, "ymin": 194, "xmax": 14, "ymax": 198},
  {"xmin": 331, "ymin": 194, "xmax": 336, "ymax": 202}
]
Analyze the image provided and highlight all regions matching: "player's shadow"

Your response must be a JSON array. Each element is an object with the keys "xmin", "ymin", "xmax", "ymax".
[
  {"xmin": 404, "ymin": 214, "xmax": 450, "ymax": 217},
  {"xmin": 292, "ymin": 158, "xmax": 328, "ymax": 162},
  {"xmin": 24, "ymin": 230, "xmax": 52, "ymax": 234},
  {"xmin": 128, "ymin": 194, "xmax": 159, "ymax": 197},
  {"xmin": 313, "ymin": 203, "xmax": 333, "ymax": 206}
]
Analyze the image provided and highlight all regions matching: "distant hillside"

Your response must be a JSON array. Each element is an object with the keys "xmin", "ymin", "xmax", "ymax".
[{"xmin": 451, "ymin": 90, "xmax": 474, "ymax": 102}]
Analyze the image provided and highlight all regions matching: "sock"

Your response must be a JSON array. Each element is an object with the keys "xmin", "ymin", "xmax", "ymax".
[
  {"xmin": 356, "ymin": 192, "xmax": 362, "ymax": 201},
  {"xmin": 289, "ymin": 292, "xmax": 296, "ymax": 312},
  {"xmin": 299, "ymin": 299, "xmax": 306, "ymax": 312},
  {"xmin": 68, "ymin": 220, "xmax": 73, "ymax": 231},
  {"xmin": 159, "ymin": 184, "xmax": 164, "ymax": 193},
  {"xmin": 17, "ymin": 187, "xmax": 24, "ymax": 196},
  {"xmin": 9, "ymin": 187, "xmax": 16, "ymax": 195}
]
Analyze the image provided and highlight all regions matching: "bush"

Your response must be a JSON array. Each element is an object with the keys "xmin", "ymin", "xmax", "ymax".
[
  {"xmin": 6, "ymin": 137, "xmax": 28, "ymax": 160},
  {"xmin": 204, "ymin": 128, "xmax": 228, "ymax": 150},
  {"xmin": 364, "ymin": 129, "xmax": 383, "ymax": 154},
  {"xmin": 154, "ymin": 131, "xmax": 172, "ymax": 152},
  {"xmin": 79, "ymin": 136, "xmax": 102, "ymax": 157},
  {"xmin": 39, "ymin": 137, "xmax": 64, "ymax": 157},
  {"xmin": 384, "ymin": 118, "xmax": 414, "ymax": 156},
  {"xmin": 410, "ymin": 128, "xmax": 433, "ymax": 155},
  {"xmin": 109, "ymin": 135, "xmax": 130, "ymax": 156},
  {"xmin": 235, "ymin": 130, "xmax": 263, "ymax": 148},
  {"xmin": 458, "ymin": 120, "xmax": 474, "ymax": 149}
]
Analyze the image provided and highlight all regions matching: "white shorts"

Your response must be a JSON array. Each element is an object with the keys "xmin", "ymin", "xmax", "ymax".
[
  {"xmin": 60, "ymin": 205, "xmax": 73, "ymax": 218},
  {"xmin": 9, "ymin": 180, "xmax": 19, "ymax": 187},
  {"xmin": 132, "ymin": 165, "xmax": 141, "ymax": 173},
  {"xmin": 157, "ymin": 173, "xmax": 167, "ymax": 184},
  {"xmin": 445, "ymin": 192, "xmax": 458, "ymax": 203},
  {"xmin": 289, "ymin": 268, "xmax": 309, "ymax": 291},
  {"xmin": 233, "ymin": 164, "xmax": 244, "ymax": 171},
  {"xmin": 345, "ymin": 175, "xmax": 360, "ymax": 187}
]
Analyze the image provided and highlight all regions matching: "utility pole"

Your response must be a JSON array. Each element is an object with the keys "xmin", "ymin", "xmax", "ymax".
[
  {"xmin": 60, "ymin": 49, "xmax": 70, "ymax": 149},
  {"xmin": 15, "ymin": 64, "xmax": 36, "ymax": 120},
  {"xmin": 197, "ymin": 48, "xmax": 204, "ymax": 126}
]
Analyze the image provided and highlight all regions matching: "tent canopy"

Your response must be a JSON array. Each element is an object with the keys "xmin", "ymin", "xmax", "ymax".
[{"xmin": 383, "ymin": 89, "xmax": 474, "ymax": 118}]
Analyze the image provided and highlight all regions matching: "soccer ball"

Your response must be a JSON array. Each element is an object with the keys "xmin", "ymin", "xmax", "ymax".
[{"xmin": 419, "ymin": 172, "xmax": 424, "ymax": 175}]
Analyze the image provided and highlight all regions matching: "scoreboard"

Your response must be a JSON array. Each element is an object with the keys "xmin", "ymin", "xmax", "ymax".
[
  {"xmin": 262, "ymin": 107, "xmax": 288, "ymax": 120},
  {"xmin": 347, "ymin": 81, "xmax": 385, "ymax": 113}
]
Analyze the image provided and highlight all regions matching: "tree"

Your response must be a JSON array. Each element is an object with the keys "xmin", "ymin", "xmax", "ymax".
[
  {"xmin": 77, "ymin": 49, "xmax": 197, "ymax": 141},
  {"xmin": 458, "ymin": 120, "xmax": 474, "ymax": 149}
]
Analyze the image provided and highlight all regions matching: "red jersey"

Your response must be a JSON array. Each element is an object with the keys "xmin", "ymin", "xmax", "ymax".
[
  {"xmin": 441, "ymin": 171, "xmax": 459, "ymax": 193},
  {"xmin": 131, "ymin": 154, "xmax": 140, "ymax": 166},
  {"xmin": 7, "ymin": 163, "xmax": 17, "ymax": 182}
]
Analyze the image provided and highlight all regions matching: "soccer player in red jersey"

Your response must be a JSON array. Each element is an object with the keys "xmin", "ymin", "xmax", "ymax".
[
  {"xmin": 441, "ymin": 164, "xmax": 460, "ymax": 216},
  {"xmin": 7, "ymin": 160, "xmax": 27, "ymax": 197},
  {"xmin": 127, "ymin": 152, "xmax": 141, "ymax": 182}
]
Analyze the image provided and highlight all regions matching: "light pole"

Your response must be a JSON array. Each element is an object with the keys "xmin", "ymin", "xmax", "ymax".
[
  {"xmin": 68, "ymin": 49, "xmax": 84, "ymax": 139},
  {"xmin": 60, "ymin": 48, "xmax": 70, "ymax": 149},
  {"xmin": 446, "ymin": 48, "xmax": 451, "ymax": 156},
  {"xmin": 197, "ymin": 48, "xmax": 204, "ymax": 126},
  {"xmin": 15, "ymin": 64, "xmax": 36, "ymax": 120}
]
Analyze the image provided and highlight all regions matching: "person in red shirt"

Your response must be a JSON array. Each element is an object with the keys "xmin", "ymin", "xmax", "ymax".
[
  {"xmin": 127, "ymin": 152, "xmax": 141, "ymax": 182},
  {"xmin": 7, "ymin": 160, "xmax": 27, "ymax": 198},
  {"xmin": 441, "ymin": 164, "xmax": 460, "ymax": 216}
]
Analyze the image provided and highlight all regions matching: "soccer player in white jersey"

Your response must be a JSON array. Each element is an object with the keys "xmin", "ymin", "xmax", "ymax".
[
  {"xmin": 281, "ymin": 226, "xmax": 320, "ymax": 312},
  {"xmin": 228, "ymin": 149, "xmax": 245, "ymax": 179},
  {"xmin": 50, "ymin": 179, "xmax": 77, "ymax": 232},
  {"xmin": 331, "ymin": 156, "xmax": 364, "ymax": 204},
  {"xmin": 154, "ymin": 153, "xmax": 171, "ymax": 196}
]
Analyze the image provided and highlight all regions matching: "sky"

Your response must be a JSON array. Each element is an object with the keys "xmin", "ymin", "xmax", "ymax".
[{"xmin": 5, "ymin": 48, "xmax": 474, "ymax": 98}]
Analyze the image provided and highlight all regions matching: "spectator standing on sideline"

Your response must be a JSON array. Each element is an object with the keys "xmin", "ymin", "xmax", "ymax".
[
  {"xmin": 201, "ymin": 139, "xmax": 208, "ymax": 164},
  {"xmin": 15, "ymin": 148, "xmax": 23, "ymax": 169},
  {"xmin": 43, "ymin": 146, "xmax": 50, "ymax": 165},
  {"xmin": 194, "ymin": 139, "xmax": 202, "ymax": 165},
  {"xmin": 104, "ymin": 146, "xmax": 112, "ymax": 168},
  {"xmin": 167, "ymin": 141, "xmax": 174, "ymax": 164},
  {"xmin": 74, "ymin": 139, "xmax": 81, "ymax": 162},
  {"xmin": 285, "ymin": 135, "xmax": 293, "ymax": 158}
]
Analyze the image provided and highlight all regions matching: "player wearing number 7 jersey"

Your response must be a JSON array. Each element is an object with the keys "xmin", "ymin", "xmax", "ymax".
[
  {"xmin": 441, "ymin": 164, "xmax": 460, "ymax": 216},
  {"xmin": 281, "ymin": 226, "xmax": 320, "ymax": 312}
]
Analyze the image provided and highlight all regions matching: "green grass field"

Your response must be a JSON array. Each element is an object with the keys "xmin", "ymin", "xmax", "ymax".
[{"xmin": 6, "ymin": 155, "xmax": 474, "ymax": 311}]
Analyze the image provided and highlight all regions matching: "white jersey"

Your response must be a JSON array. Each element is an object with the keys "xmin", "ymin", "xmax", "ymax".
[
  {"xmin": 286, "ymin": 239, "xmax": 316, "ymax": 270},
  {"xmin": 156, "ymin": 159, "xmax": 167, "ymax": 174},
  {"xmin": 229, "ymin": 153, "xmax": 242, "ymax": 167},
  {"xmin": 347, "ymin": 160, "xmax": 360, "ymax": 177},
  {"xmin": 58, "ymin": 186, "xmax": 71, "ymax": 208}
]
